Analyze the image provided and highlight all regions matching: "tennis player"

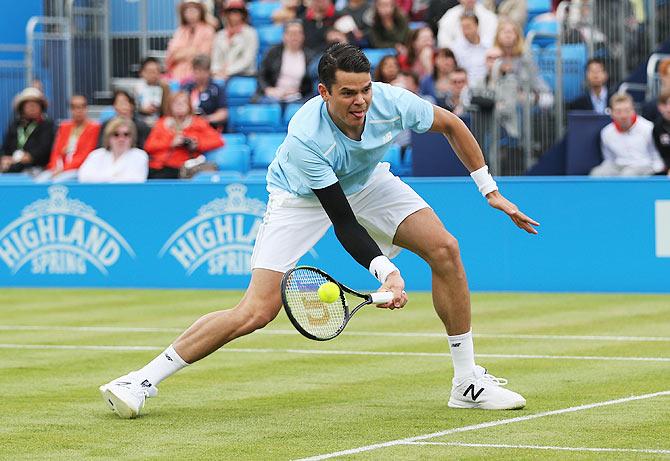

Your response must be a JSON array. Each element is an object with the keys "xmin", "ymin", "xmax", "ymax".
[{"xmin": 100, "ymin": 43, "xmax": 539, "ymax": 418}]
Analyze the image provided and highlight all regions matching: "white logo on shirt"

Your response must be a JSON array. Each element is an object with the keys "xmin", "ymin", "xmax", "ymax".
[{"xmin": 383, "ymin": 132, "xmax": 392, "ymax": 143}]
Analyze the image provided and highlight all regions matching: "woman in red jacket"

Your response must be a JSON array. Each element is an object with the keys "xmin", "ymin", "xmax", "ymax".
[
  {"xmin": 44, "ymin": 95, "xmax": 100, "ymax": 180},
  {"xmin": 144, "ymin": 91, "xmax": 224, "ymax": 179}
]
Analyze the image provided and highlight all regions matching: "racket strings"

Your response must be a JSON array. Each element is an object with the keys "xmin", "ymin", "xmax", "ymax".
[{"xmin": 284, "ymin": 268, "xmax": 346, "ymax": 339}]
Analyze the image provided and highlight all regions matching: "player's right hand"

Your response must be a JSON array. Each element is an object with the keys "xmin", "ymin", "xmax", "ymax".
[{"xmin": 377, "ymin": 271, "xmax": 408, "ymax": 310}]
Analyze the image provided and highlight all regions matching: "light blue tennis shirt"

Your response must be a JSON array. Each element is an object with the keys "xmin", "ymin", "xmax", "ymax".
[{"xmin": 266, "ymin": 82, "xmax": 435, "ymax": 197}]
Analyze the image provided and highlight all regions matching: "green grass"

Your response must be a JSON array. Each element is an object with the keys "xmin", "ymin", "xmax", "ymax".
[{"xmin": 0, "ymin": 289, "xmax": 669, "ymax": 460}]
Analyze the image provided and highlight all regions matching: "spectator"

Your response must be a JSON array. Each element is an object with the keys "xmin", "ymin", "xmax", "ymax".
[
  {"xmin": 490, "ymin": 19, "xmax": 552, "ymax": 138},
  {"xmin": 40, "ymin": 95, "xmax": 100, "ymax": 181},
  {"xmin": 481, "ymin": 0, "xmax": 526, "ymax": 29},
  {"xmin": 307, "ymin": 27, "xmax": 351, "ymax": 81},
  {"xmin": 437, "ymin": 0, "xmax": 497, "ymax": 49},
  {"xmin": 442, "ymin": 67, "xmax": 470, "ymax": 115},
  {"xmin": 567, "ymin": 58, "xmax": 610, "ymax": 114},
  {"xmin": 98, "ymin": 90, "xmax": 151, "ymax": 149},
  {"xmin": 144, "ymin": 91, "xmax": 223, "ymax": 179},
  {"xmin": 494, "ymin": 18, "xmax": 552, "ymax": 105},
  {"xmin": 136, "ymin": 57, "xmax": 171, "ymax": 127},
  {"xmin": 301, "ymin": 0, "xmax": 338, "ymax": 53},
  {"xmin": 642, "ymin": 58, "xmax": 670, "ymax": 121},
  {"xmin": 426, "ymin": 0, "xmax": 459, "ymax": 36},
  {"xmin": 369, "ymin": 0, "xmax": 410, "ymax": 51},
  {"xmin": 652, "ymin": 90, "xmax": 670, "ymax": 175},
  {"xmin": 257, "ymin": 20, "xmax": 317, "ymax": 103},
  {"xmin": 398, "ymin": 26, "xmax": 436, "ymax": 79},
  {"xmin": 182, "ymin": 54, "xmax": 229, "ymax": 131},
  {"xmin": 451, "ymin": 14, "xmax": 488, "ymax": 86},
  {"xmin": 166, "ymin": 0, "xmax": 216, "ymax": 82},
  {"xmin": 591, "ymin": 93, "xmax": 664, "ymax": 176},
  {"xmin": 334, "ymin": 0, "xmax": 373, "ymax": 47},
  {"xmin": 79, "ymin": 117, "xmax": 149, "ymax": 183},
  {"xmin": 1, "ymin": 88, "xmax": 55, "ymax": 173},
  {"xmin": 374, "ymin": 54, "xmax": 401, "ymax": 83},
  {"xmin": 419, "ymin": 48, "xmax": 457, "ymax": 104},
  {"xmin": 212, "ymin": 0, "xmax": 259, "ymax": 79},
  {"xmin": 469, "ymin": 45, "xmax": 501, "ymax": 110},
  {"xmin": 273, "ymin": 0, "xmax": 305, "ymax": 25}
]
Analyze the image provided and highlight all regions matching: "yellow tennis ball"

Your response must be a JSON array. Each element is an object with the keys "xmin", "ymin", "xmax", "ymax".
[{"xmin": 317, "ymin": 282, "xmax": 340, "ymax": 303}]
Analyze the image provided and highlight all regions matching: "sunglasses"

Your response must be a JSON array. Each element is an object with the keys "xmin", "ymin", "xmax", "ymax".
[{"xmin": 111, "ymin": 131, "xmax": 131, "ymax": 138}]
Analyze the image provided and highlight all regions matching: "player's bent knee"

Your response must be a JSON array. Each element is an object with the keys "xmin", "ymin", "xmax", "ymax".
[
  {"xmin": 428, "ymin": 234, "xmax": 462, "ymax": 269},
  {"xmin": 236, "ymin": 300, "xmax": 282, "ymax": 332}
]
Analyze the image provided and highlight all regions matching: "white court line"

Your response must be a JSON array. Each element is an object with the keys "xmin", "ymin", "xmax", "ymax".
[
  {"xmin": 1, "ymin": 325, "xmax": 669, "ymax": 342},
  {"xmin": 405, "ymin": 442, "xmax": 670, "ymax": 455},
  {"xmin": 295, "ymin": 390, "xmax": 670, "ymax": 461},
  {"xmin": 0, "ymin": 344, "xmax": 668, "ymax": 362}
]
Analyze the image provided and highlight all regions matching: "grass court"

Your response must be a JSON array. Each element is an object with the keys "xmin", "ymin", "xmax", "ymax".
[{"xmin": 0, "ymin": 289, "xmax": 668, "ymax": 460}]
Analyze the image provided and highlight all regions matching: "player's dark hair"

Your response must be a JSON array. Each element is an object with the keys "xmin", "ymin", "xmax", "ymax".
[{"xmin": 318, "ymin": 43, "xmax": 371, "ymax": 92}]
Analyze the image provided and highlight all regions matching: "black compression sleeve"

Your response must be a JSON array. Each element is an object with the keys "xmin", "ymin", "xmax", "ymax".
[{"xmin": 312, "ymin": 182, "xmax": 383, "ymax": 269}]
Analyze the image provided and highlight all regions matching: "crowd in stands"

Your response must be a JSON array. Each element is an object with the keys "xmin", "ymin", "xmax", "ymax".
[{"xmin": 1, "ymin": 0, "xmax": 669, "ymax": 181}]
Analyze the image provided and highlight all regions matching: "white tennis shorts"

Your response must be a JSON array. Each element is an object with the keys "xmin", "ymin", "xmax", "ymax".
[{"xmin": 251, "ymin": 163, "xmax": 430, "ymax": 273}]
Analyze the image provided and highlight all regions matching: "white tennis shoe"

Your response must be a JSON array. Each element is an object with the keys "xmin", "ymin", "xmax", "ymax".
[
  {"xmin": 99, "ymin": 373, "xmax": 158, "ymax": 419},
  {"xmin": 448, "ymin": 365, "xmax": 526, "ymax": 410}
]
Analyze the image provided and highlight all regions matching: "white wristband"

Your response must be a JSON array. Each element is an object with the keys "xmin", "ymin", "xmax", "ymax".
[
  {"xmin": 369, "ymin": 255, "xmax": 399, "ymax": 283},
  {"xmin": 470, "ymin": 165, "xmax": 498, "ymax": 196}
]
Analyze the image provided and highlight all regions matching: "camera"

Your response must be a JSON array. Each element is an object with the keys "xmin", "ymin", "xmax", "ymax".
[{"xmin": 182, "ymin": 137, "xmax": 197, "ymax": 151}]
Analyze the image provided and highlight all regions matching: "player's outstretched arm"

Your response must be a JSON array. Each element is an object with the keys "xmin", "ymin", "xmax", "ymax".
[{"xmin": 428, "ymin": 105, "xmax": 540, "ymax": 234}]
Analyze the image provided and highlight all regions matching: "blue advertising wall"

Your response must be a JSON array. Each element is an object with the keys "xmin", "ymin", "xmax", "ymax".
[{"xmin": 0, "ymin": 177, "xmax": 668, "ymax": 292}]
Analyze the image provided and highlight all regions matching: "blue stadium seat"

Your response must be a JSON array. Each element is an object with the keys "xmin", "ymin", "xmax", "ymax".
[
  {"xmin": 528, "ymin": 0, "xmax": 551, "ymax": 14},
  {"xmin": 225, "ymin": 77, "xmax": 258, "ymax": 106},
  {"xmin": 382, "ymin": 144, "xmax": 411, "ymax": 176},
  {"xmin": 97, "ymin": 106, "xmax": 116, "ymax": 122},
  {"xmin": 221, "ymin": 133, "xmax": 247, "ymax": 146},
  {"xmin": 527, "ymin": 18, "xmax": 558, "ymax": 47},
  {"xmin": 248, "ymin": 2, "xmax": 281, "ymax": 26},
  {"xmin": 229, "ymin": 104, "xmax": 283, "ymax": 133},
  {"xmin": 204, "ymin": 145, "xmax": 251, "ymax": 173},
  {"xmin": 191, "ymin": 170, "xmax": 245, "ymax": 182},
  {"xmin": 257, "ymin": 24, "xmax": 283, "ymax": 54},
  {"xmin": 247, "ymin": 132, "xmax": 286, "ymax": 168},
  {"xmin": 536, "ymin": 44, "xmax": 587, "ymax": 102},
  {"xmin": 283, "ymin": 102, "xmax": 303, "ymax": 127},
  {"xmin": 363, "ymin": 48, "xmax": 397, "ymax": 70}
]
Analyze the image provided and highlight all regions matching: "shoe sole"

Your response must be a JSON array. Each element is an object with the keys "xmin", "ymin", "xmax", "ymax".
[
  {"xmin": 99, "ymin": 385, "xmax": 140, "ymax": 419},
  {"xmin": 448, "ymin": 397, "xmax": 526, "ymax": 410}
]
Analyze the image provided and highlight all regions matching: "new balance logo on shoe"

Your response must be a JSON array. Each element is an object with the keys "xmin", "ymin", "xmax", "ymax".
[
  {"xmin": 141, "ymin": 379, "xmax": 152, "ymax": 388},
  {"xmin": 463, "ymin": 384, "xmax": 484, "ymax": 401}
]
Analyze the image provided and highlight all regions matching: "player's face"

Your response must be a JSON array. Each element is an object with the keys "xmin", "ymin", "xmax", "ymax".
[{"xmin": 320, "ymin": 70, "xmax": 372, "ymax": 134}]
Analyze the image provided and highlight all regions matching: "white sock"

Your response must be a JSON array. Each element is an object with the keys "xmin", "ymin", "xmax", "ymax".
[
  {"xmin": 448, "ymin": 330, "xmax": 476, "ymax": 379},
  {"xmin": 136, "ymin": 345, "xmax": 188, "ymax": 387}
]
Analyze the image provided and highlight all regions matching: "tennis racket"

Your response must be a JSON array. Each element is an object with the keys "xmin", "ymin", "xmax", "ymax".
[{"xmin": 281, "ymin": 266, "xmax": 394, "ymax": 341}]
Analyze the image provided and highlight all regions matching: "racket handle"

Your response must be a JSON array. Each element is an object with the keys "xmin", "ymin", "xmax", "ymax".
[{"xmin": 370, "ymin": 291, "xmax": 394, "ymax": 304}]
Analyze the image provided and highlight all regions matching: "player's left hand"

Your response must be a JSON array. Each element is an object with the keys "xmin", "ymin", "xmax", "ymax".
[{"xmin": 486, "ymin": 190, "xmax": 540, "ymax": 234}]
